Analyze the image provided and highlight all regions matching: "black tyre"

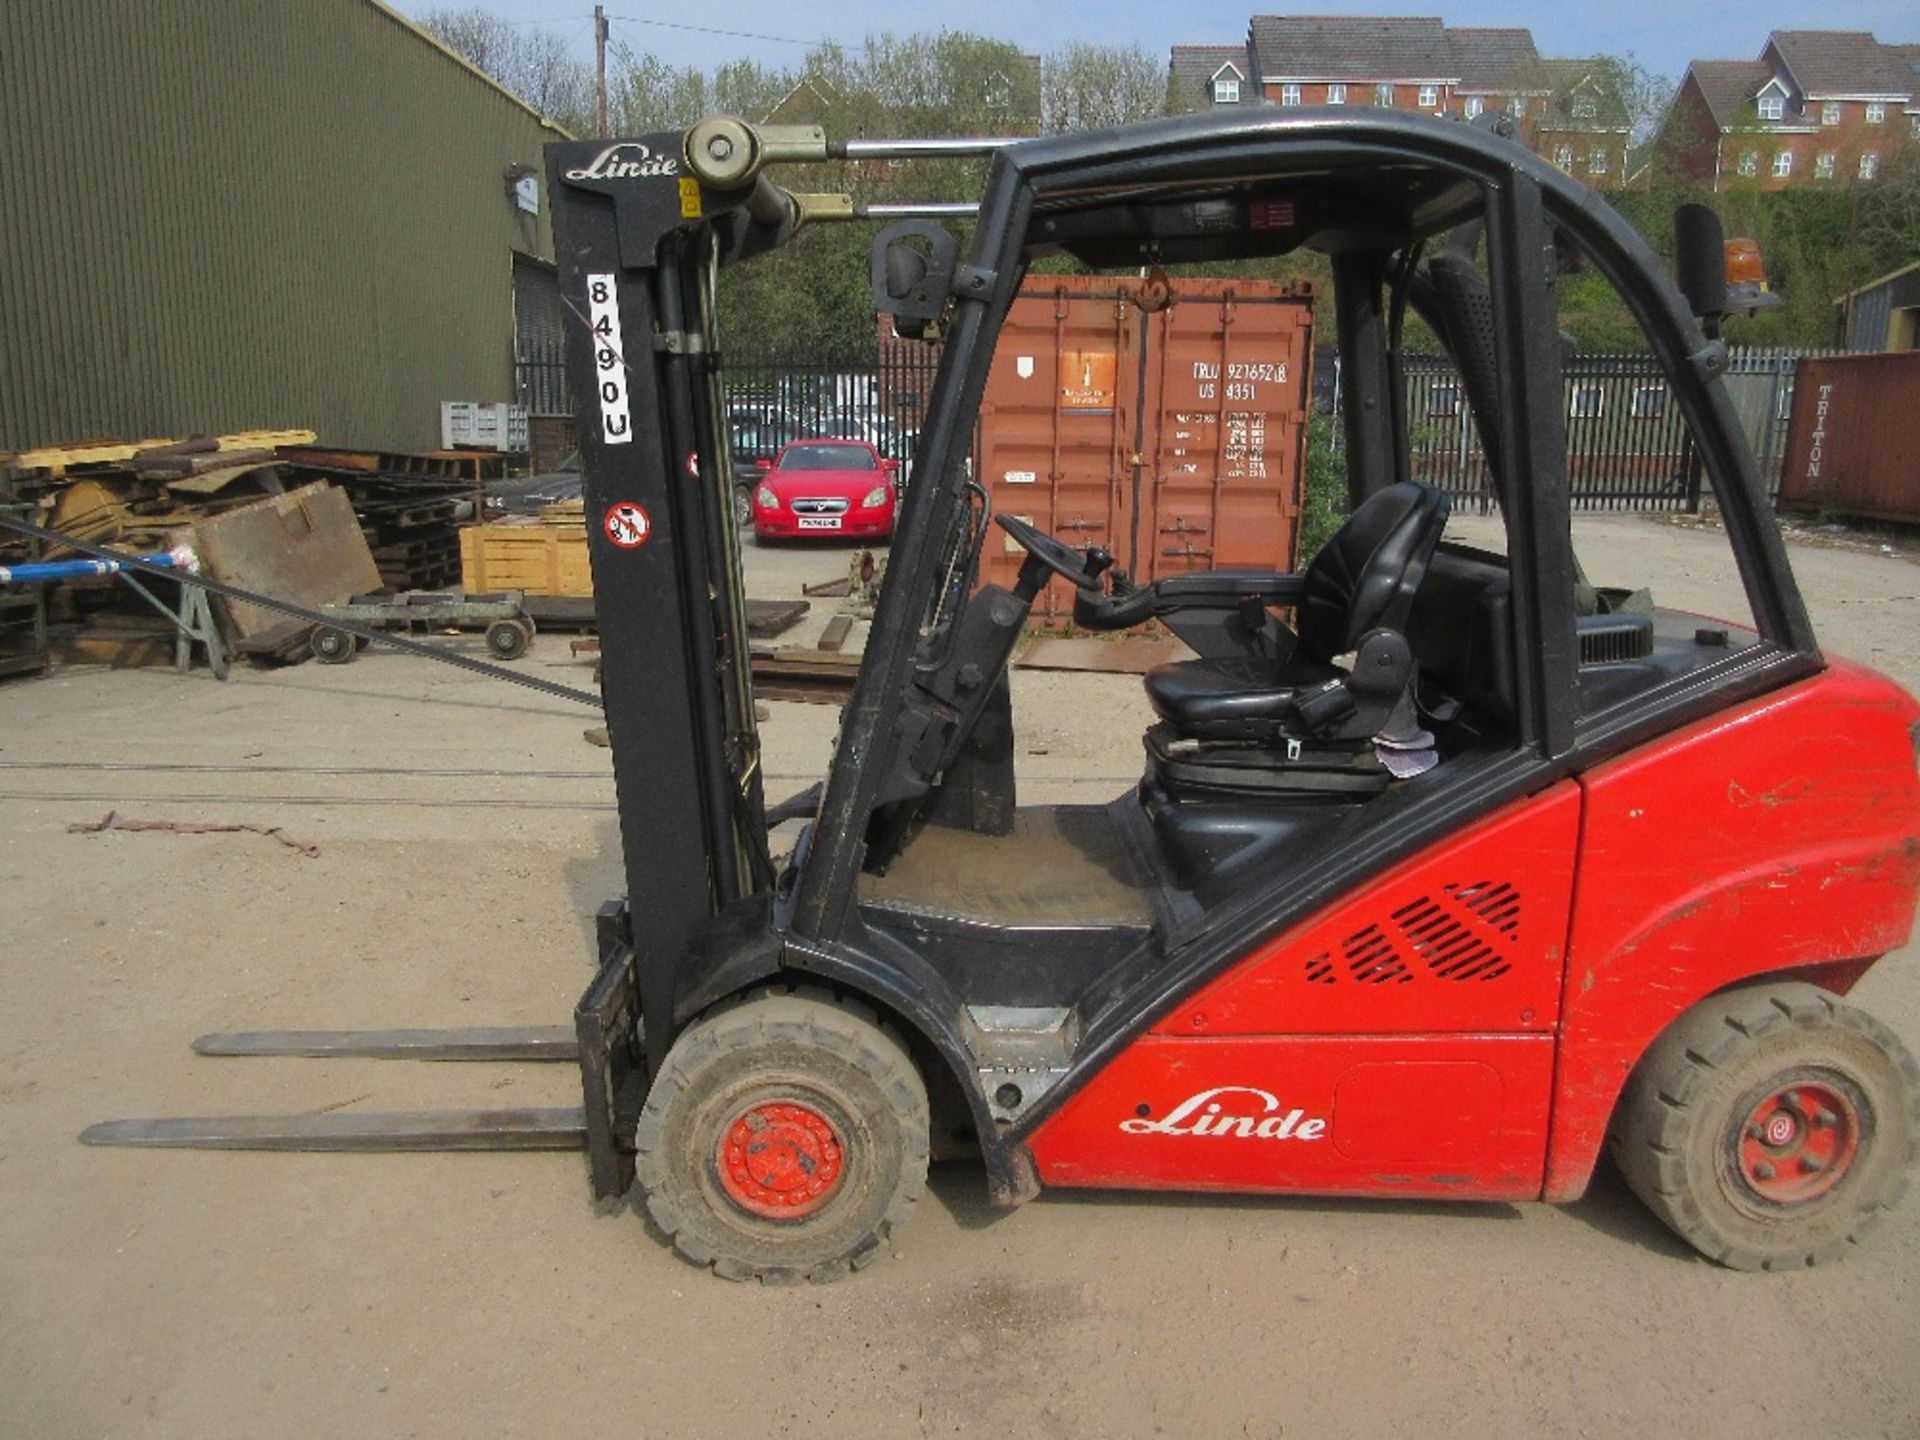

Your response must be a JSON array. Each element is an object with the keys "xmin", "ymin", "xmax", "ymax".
[
  {"xmin": 733, "ymin": 487, "xmax": 752, "ymax": 529},
  {"xmin": 1611, "ymin": 982, "xmax": 1920, "ymax": 1270},
  {"xmin": 311, "ymin": 626, "xmax": 356, "ymax": 664},
  {"xmin": 485, "ymin": 619, "xmax": 532, "ymax": 660},
  {"xmin": 634, "ymin": 988, "xmax": 930, "ymax": 1283}
]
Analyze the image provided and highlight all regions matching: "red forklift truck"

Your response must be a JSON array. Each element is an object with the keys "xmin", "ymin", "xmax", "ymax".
[{"xmin": 82, "ymin": 108, "xmax": 1920, "ymax": 1282}]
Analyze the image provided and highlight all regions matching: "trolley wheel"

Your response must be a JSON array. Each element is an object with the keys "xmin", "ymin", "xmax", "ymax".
[
  {"xmin": 485, "ymin": 618, "xmax": 532, "ymax": 660},
  {"xmin": 634, "ymin": 988, "xmax": 930, "ymax": 1284},
  {"xmin": 1611, "ymin": 981, "xmax": 1920, "ymax": 1270},
  {"xmin": 311, "ymin": 626, "xmax": 357, "ymax": 664}
]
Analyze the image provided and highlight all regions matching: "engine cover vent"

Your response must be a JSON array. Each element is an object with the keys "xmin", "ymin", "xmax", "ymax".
[
  {"xmin": 1303, "ymin": 879, "xmax": 1521, "ymax": 986},
  {"xmin": 1577, "ymin": 613, "xmax": 1654, "ymax": 666}
]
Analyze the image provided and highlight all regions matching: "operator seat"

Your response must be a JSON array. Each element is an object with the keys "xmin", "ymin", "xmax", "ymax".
[{"xmin": 1144, "ymin": 480, "xmax": 1451, "ymax": 745}]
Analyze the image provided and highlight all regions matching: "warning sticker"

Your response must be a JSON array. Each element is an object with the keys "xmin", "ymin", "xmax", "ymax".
[
  {"xmin": 678, "ymin": 177, "xmax": 703, "ymax": 219},
  {"xmin": 604, "ymin": 501, "xmax": 652, "ymax": 549},
  {"xmin": 1059, "ymin": 349, "xmax": 1117, "ymax": 412}
]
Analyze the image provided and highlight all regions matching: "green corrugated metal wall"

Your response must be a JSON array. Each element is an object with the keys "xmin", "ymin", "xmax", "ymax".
[{"xmin": 0, "ymin": 0, "xmax": 567, "ymax": 454}]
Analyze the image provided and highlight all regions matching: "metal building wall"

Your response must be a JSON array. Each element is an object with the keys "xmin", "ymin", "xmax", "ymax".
[{"xmin": 0, "ymin": 0, "xmax": 567, "ymax": 454}]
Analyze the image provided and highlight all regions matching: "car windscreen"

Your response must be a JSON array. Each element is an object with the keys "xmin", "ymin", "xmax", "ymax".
[{"xmin": 778, "ymin": 444, "xmax": 876, "ymax": 471}]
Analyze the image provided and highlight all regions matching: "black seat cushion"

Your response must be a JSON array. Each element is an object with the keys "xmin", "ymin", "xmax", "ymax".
[{"xmin": 1145, "ymin": 654, "xmax": 1340, "ymax": 736}]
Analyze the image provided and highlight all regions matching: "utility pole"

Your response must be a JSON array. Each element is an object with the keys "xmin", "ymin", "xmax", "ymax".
[{"xmin": 594, "ymin": 5, "xmax": 609, "ymax": 136}]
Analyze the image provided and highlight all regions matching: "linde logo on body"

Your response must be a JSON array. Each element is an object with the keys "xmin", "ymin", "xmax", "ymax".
[
  {"xmin": 1120, "ymin": 1086, "xmax": 1328, "ymax": 1140},
  {"xmin": 565, "ymin": 143, "xmax": 679, "ymax": 181}
]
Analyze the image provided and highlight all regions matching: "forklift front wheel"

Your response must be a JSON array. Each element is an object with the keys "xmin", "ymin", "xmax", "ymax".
[
  {"xmin": 311, "ymin": 626, "xmax": 357, "ymax": 664},
  {"xmin": 1611, "ymin": 981, "xmax": 1920, "ymax": 1270},
  {"xmin": 485, "ymin": 619, "xmax": 533, "ymax": 661},
  {"xmin": 633, "ymin": 989, "xmax": 930, "ymax": 1283}
]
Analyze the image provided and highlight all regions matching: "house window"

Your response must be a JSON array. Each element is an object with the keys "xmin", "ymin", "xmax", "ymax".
[
  {"xmin": 1428, "ymin": 385, "xmax": 1460, "ymax": 418},
  {"xmin": 1553, "ymin": 144, "xmax": 1574, "ymax": 170},
  {"xmin": 1589, "ymin": 147, "xmax": 1609, "ymax": 175},
  {"xmin": 1511, "ymin": 96, "xmax": 1527, "ymax": 117},
  {"xmin": 1570, "ymin": 386, "xmax": 1605, "ymax": 419},
  {"xmin": 1572, "ymin": 94, "xmax": 1598, "ymax": 120},
  {"xmin": 1758, "ymin": 93, "xmax": 1785, "ymax": 121},
  {"xmin": 1418, "ymin": 85, "xmax": 1439, "ymax": 108},
  {"xmin": 1822, "ymin": 101, "xmax": 1841, "ymax": 125},
  {"xmin": 1464, "ymin": 97, "xmax": 1484, "ymax": 119},
  {"xmin": 1866, "ymin": 102, "xmax": 1885, "ymax": 124},
  {"xmin": 1213, "ymin": 78, "xmax": 1240, "ymax": 104},
  {"xmin": 1815, "ymin": 153, "xmax": 1835, "ymax": 179},
  {"xmin": 1375, "ymin": 84, "xmax": 1394, "ymax": 106},
  {"xmin": 1860, "ymin": 152, "xmax": 1879, "ymax": 180},
  {"xmin": 1913, "ymin": 115, "xmax": 1920, "ymax": 139},
  {"xmin": 1326, "ymin": 83, "xmax": 1346, "ymax": 104},
  {"xmin": 1738, "ymin": 151, "xmax": 1759, "ymax": 177},
  {"xmin": 1772, "ymin": 151, "xmax": 1793, "ymax": 178},
  {"xmin": 1631, "ymin": 385, "xmax": 1666, "ymax": 419},
  {"xmin": 1280, "ymin": 84, "xmax": 1301, "ymax": 106}
]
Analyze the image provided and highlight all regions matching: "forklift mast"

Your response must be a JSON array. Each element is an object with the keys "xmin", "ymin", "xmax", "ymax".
[{"xmin": 546, "ymin": 124, "xmax": 1000, "ymax": 1077}]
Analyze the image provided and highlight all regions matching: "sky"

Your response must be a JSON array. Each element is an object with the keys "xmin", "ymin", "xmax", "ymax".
[{"xmin": 399, "ymin": 1, "xmax": 1920, "ymax": 88}]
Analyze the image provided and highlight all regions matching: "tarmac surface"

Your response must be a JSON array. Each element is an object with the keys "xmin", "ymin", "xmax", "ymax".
[{"xmin": 3, "ymin": 513, "xmax": 1918, "ymax": 1437}]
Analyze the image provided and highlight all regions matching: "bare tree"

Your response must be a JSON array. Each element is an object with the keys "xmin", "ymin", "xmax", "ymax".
[
  {"xmin": 1041, "ymin": 43, "xmax": 1166, "ymax": 134},
  {"xmin": 418, "ymin": 7, "xmax": 594, "ymax": 131}
]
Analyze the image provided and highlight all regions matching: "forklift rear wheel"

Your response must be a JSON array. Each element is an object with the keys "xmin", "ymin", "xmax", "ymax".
[
  {"xmin": 312, "ymin": 627, "xmax": 356, "ymax": 664},
  {"xmin": 633, "ymin": 989, "xmax": 930, "ymax": 1283},
  {"xmin": 485, "ymin": 619, "xmax": 532, "ymax": 660},
  {"xmin": 1611, "ymin": 982, "xmax": 1920, "ymax": 1270}
]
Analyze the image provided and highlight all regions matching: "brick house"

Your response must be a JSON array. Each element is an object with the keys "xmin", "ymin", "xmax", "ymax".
[
  {"xmin": 1654, "ymin": 31, "xmax": 1920, "ymax": 191},
  {"xmin": 1167, "ymin": 16, "xmax": 1634, "ymax": 189}
]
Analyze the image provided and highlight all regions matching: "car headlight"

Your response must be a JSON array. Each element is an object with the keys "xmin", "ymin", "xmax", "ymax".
[
  {"xmin": 860, "ymin": 485, "xmax": 890, "ymax": 509},
  {"xmin": 755, "ymin": 485, "xmax": 780, "ymax": 510}
]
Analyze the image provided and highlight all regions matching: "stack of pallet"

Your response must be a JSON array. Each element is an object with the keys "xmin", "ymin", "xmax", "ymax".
[
  {"xmin": 278, "ymin": 446, "xmax": 491, "ymax": 592},
  {"xmin": 0, "ymin": 431, "xmax": 385, "ymax": 668}
]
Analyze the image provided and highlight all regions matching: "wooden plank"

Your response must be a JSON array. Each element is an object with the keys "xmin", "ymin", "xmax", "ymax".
[
  {"xmin": 816, "ymin": 614, "xmax": 855, "ymax": 652},
  {"xmin": 7, "ymin": 430, "xmax": 316, "ymax": 476},
  {"xmin": 744, "ymin": 597, "xmax": 810, "ymax": 638}
]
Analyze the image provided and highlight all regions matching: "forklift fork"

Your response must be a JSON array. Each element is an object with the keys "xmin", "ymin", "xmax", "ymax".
[{"xmin": 82, "ymin": 947, "xmax": 644, "ymax": 1202}]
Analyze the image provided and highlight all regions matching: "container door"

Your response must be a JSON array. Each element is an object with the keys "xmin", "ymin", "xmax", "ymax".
[
  {"xmin": 976, "ymin": 285, "xmax": 1130, "ymax": 624},
  {"xmin": 1134, "ymin": 286, "xmax": 1313, "ymax": 582}
]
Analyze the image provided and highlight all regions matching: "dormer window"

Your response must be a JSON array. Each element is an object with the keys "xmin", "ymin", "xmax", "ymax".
[
  {"xmin": 1758, "ymin": 94, "xmax": 1785, "ymax": 121},
  {"xmin": 1821, "ymin": 101, "xmax": 1841, "ymax": 125},
  {"xmin": 1572, "ymin": 94, "xmax": 1598, "ymax": 120},
  {"xmin": 1213, "ymin": 77, "xmax": 1240, "ymax": 104}
]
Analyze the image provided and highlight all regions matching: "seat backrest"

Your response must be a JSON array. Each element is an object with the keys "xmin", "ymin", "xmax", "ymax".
[{"xmin": 1295, "ymin": 481, "xmax": 1451, "ymax": 661}]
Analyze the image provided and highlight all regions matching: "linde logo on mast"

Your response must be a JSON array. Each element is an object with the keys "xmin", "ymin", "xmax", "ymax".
[
  {"xmin": 565, "ymin": 143, "xmax": 679, "ymax": 181},
  {"xmin": 1120, "ymin": 1086, "xmax": 1328, "ymax": 1141}
]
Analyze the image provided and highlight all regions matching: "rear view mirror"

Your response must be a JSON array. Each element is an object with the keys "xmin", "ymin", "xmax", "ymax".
[
  {"xmin": 871, "ymin": 220, "xmax": 958, "ymax": 340},
  {"xmin": 1673, "ymin": 204, "xmax": 1728, "ymax": 323}
]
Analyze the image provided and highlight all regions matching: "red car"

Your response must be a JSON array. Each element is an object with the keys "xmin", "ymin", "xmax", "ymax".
[{"xmin": 749, "ymin": 438, "xmax": 899, "ymax": 542}]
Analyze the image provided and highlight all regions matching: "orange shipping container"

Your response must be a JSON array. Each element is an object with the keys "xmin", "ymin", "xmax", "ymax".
[{"xmin": 975, "ymin": 274, "xmax": 1314, "ymax": 625}]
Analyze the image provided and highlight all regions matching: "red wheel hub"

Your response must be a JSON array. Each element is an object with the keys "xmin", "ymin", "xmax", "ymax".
[
  {"xmin": 715, "ymin": 1101, "xmax": 845, "ymax": 1220},
  {"xmin": 1734, "ymin": 1081, "xmax": 1860, "ymax": 1205}
]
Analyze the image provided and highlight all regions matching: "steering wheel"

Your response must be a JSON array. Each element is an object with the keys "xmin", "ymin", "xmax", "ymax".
[{"xmin": 993, "ymin": 513, "xmax": 1108, "ymax": 590}]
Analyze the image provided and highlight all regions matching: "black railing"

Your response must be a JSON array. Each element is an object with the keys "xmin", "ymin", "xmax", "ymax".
[
  {"xmin": 520, "ymin": 336, "xmax": 1826, "ymax": 513},
  {"xmin": 1383, "ymin": 348, "xmax": 1820, "ymax": 512}
]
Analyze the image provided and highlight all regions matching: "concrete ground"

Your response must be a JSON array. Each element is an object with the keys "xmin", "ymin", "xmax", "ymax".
[{"xmin": 2, "ymin": 514, "xmax": 1918, "ymax": 1438}]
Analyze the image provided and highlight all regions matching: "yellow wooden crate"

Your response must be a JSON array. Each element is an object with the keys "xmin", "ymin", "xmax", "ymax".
[{"xmin": 460, "ymin": 517, "xmax": 593, "ymax": 596}]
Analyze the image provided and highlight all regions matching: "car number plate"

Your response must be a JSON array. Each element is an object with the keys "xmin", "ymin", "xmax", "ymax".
[{"xmin": 797, "ymin": 516, "xmax": 842, "ymax": 530}]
